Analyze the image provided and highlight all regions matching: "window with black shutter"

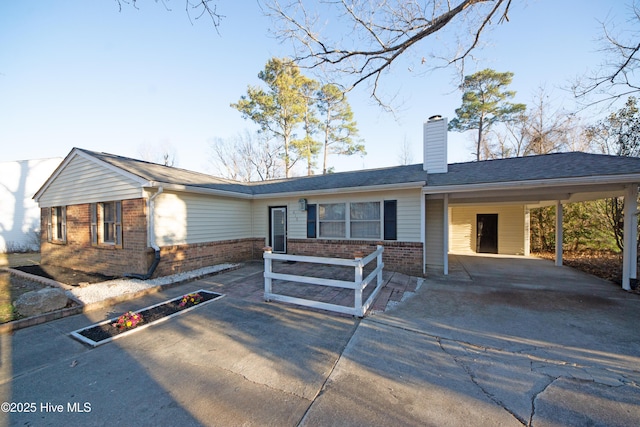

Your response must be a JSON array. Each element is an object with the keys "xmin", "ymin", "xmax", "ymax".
[
  {"xmin": 383, "ymin": 200, "xmax": 397, "ymax": 240},
  {"xmin": 307, "ymin": 204, "xmax": 317, "ymax": 238}
]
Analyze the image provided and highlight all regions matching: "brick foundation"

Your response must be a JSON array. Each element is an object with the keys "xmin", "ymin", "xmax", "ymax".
[
  {"xmin": 153, "ymin": 238, "xmax": 264, "ymax": 277},
  {"xmin": 287, "ymin": 239, "xmax": 424, "ymax": 276}
]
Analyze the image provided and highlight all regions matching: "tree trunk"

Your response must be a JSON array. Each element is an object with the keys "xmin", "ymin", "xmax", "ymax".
[{"xmin": 476, "ymin": 115, "xmax": 484, "ymax": 162}]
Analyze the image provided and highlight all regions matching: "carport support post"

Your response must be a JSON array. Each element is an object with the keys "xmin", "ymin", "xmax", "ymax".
[
  {"xmin": 444, "ymin": 194, "xmax": 449, "ymax": 275},
  {"xmin": 555, "ymin": 201, "xmax": 563, "ymax": 266},
  {"xmin": 622, "ymin": 185, "xmax": 638, "ymax": 291}
]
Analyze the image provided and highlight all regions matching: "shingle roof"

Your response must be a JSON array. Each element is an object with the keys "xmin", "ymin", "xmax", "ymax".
[
  {"xmin": 426, "ymin": 152, "xmax": 640, "ymax": 187},
  {"xmin": 249, "ymin": 164, "xmax": 427, "ymax": 194},
  {"xmin": 78, "ymin": 148, "xmax": 253, "ymax": 195},
  {"xmin": 78, "ymin": 148, "xmax": 640, "ymax": 196}
]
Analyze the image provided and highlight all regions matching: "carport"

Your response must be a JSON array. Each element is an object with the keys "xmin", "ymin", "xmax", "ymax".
[{"xmin": 422, "ymin": 152, "xmax": 640, "ymax": 291}]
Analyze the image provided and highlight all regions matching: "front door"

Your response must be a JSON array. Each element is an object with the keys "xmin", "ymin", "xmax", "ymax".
[
  {"xmin": 476, "ymin": 214, "xmax": 498, "ymax": 254},
  {"xmin": 270, "ymin": 207, "xmax": 287, "ymax": 253}
]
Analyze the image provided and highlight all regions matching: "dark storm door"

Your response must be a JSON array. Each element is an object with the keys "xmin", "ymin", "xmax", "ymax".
[
  {"xmin": 270, "ymin": 207, "xmax": 287, "ymax": 253},
  {"xmin": 476, "ymin": 214, "xmax": 498, "ymax": 254}
]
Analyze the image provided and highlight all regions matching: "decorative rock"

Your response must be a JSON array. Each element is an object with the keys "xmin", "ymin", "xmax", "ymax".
[{"xmin": 14, "ymin": 287, "xmax": 69, "ymax": 317}]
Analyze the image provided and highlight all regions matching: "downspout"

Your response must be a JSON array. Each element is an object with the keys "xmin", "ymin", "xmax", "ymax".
[{"xmin": 125, "ymin": 187, "xmax": 163, "ymax": 280}]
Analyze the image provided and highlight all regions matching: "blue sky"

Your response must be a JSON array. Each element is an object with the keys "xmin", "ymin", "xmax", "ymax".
[{"xmin": 0, "ymin": 1, "xmax": 633, "ymax": 175}]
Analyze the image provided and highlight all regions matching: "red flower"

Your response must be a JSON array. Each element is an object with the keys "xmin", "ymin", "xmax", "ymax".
[
  {"xmin": 179, "ymin": 293, "xmax": 203, "ymax": 307},
  {"xmin": 113, "ymin": 311, "xmax": 143, "ymax": 330}
]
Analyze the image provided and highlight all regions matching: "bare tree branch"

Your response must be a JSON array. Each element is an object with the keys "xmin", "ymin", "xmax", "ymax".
[
  {"xmin": 209, "ymin": 132, "xmax": 284, "ymax": 182},
  {"xmin": 572, "ymin": 1, "xmax": 640, "ymax": 107},
  {"xmin": 266, "ymin": 0, "xmax": 513, "ymax": 104},
  {"xmin": 114, "ymin": 0, "xmax": 223, "ymax": 29}
]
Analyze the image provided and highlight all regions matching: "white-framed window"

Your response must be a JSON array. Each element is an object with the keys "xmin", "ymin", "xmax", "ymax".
[
  {"xmin": 47, "ymin": 206, "xmax": 67, "ymax": 243},
  {"xmin": 319, "ymin": 203, "xmax": 346, "ymax": 238},
  {"xmin": 312, "ymin": 200, "xmax": 396, "ymax": 240},
  {"xmin": 91, "ymin": 201, "xmax": 122, "ymax": 247},
  {"xmin": 350, "ymin": 201, "xmax": 381, "ymax": 239}
]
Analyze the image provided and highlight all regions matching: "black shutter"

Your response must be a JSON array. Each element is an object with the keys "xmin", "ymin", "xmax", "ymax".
[
  {"xmin": 307, "ymin": 204, "xmax": 317, "ymax": 238},
  {"xmin": 383, "ymin": 200, "xmax": 397, "ymax": 240},
  {"xmin": 90, "ymin": 203, "xmax": 98, "ymax": 245}
]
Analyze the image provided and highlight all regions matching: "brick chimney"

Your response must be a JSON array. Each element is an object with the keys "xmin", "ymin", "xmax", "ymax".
[{"xmin": 423, "ymin": 115, "xmax": 448, "ymax": 173}]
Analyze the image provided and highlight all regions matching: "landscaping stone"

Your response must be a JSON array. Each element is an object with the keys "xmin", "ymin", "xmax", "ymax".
[{"xmin": 14, "ymin": 287, "xmax": 68, "ymax": 317}]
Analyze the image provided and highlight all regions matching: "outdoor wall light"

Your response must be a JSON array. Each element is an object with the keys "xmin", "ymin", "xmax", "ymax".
[{"xmin": 298, "ymin": 198, "xmax": 308, "ymax": 211}]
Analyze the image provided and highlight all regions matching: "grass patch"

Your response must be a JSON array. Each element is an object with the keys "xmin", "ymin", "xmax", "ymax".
[
  {"xmin": 0, "ymin": 271, "xmax": 50, "ymax": 323},
  {"xmin": 0, "ymin": 274, "xmax": 12, "ymax": 323}
]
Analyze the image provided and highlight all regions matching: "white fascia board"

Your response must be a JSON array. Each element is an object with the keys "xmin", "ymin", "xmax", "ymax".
[
  {"xmin": 124, "ymin": 180, "xmax": 426, "ymax": 200},
  {"xmin": 422, "ymin": 174, "xmax": 640, "ymax": 195},
  {"xmin": 252, "ymin": 181, "xmax": 427, "ymax": 199},
  {"xmin": 35, "ymin": 148, "xmax": 152, "ymax": 203},
  {"xmin": 145, "ymin": 182, "xmax": 254, "ymax": 199}
]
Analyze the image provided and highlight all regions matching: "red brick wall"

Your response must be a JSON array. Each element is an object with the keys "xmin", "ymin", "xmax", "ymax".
[
  {"xmin": 287, "ymin": 239, "xmax": 424, "ymax": 276},
  {"xmin": 41, "ymin": 199, "xmax": 149, "ymax": 278},
  {"xmin": 153, "ymin": 238, "xmax": 264, "ymax": 277}
]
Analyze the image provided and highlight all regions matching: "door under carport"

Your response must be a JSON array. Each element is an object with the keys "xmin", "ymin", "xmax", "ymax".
[{"xmin": 476, "ymin": 213, "xmax": 498, "ymax": 253}]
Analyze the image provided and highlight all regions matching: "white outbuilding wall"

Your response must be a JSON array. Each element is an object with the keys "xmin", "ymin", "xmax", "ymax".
[{"xmin": 0, "ymin": 158, "xmax": 62, "ymax": 252}]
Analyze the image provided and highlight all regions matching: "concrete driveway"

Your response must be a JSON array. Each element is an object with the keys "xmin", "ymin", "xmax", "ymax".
[
  {"xmin": 2, "ymin": 256, "xmax": 639, "ymax": 426},
  {"xmin": 305, "ymin": 254, "xmax": 640, "ymax": 426}
]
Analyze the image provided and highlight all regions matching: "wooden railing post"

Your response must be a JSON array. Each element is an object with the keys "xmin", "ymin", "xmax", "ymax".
[
  {"xmin": 377, "ymin": 244, "xmax": 384, "ymax": 287},
  {"xmin": 263, "ymin": 246, "xmax": 272, "ymax": 301},
  {"xmin": 354, "ymin": 252, "xmax": 364, "ymax": 316}
]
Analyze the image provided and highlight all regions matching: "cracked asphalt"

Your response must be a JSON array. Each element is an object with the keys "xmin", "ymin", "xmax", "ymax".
[
  {"xmin": 307, "ymin": 254, "xmax": 640, "ymax": 426},
  {"xmin": 2, "ymin": 254, "xmax": 639, "ymax": 426}
]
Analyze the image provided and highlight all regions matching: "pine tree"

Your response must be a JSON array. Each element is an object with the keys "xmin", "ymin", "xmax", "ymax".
[
  {"xmin": 316, "ymin": 84, "xmax": 364, "ymax": 174},
  {"xmin": 232, "ymin": 58, "xmax": 318, "ymax": 177},
  {"xmin": 449, "ymin": 69, "xmax": 526, "ymax": 161}
]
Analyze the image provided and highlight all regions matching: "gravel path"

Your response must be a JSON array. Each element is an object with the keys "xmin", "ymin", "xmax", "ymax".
[{"xmin": 67, "ymin": 263, "xmax": 238, "ymax": 305}]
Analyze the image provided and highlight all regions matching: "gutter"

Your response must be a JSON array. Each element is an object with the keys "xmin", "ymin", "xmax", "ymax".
[
  {"xmin": 147, "ymin": 182, "xmax": 253, "ymax": 199},
  {"xmin": 252, "ymin": 181, "xmax": 427, "ymax": 199},
  {"xmin": 147, "ymin": 180, "xmax": 426, "ymax": 200},
  {"xmin": 125, "ymin": 187, "xmax": 164, "ymax": 280},
  {"xmin": 422, "ymin": 173, "xmax": 640, "ymax": 195}
]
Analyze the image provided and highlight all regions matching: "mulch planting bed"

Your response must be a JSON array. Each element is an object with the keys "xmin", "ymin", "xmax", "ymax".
[
  {"xmin": 71, "ymin": 290, "xmax": 223, "ymax": 347},
  {"xmin": 13, "ymin": 264, "xmax": 116, "ymax": 286}
]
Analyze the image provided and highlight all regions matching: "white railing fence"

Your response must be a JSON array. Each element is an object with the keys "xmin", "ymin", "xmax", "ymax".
[{"xmin": 263, "ymin": 245, "xmax": 385, "ymax": 317}]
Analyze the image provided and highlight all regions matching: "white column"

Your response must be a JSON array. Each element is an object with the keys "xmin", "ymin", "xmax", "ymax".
[
  {"xmin": 443, "ymin": 194, "xmax": 449, "ymax": 275},
  {"xmin": 524, "ymin": 207, "xmax": 531, "ymax": 256},
  {"xmin": 555, "ymin": 200, "xmax": 563, "ymax": 266},
  {"xmin": 421, "ymin": 194, "xmax": 426, "ymax": 276},
  {"xmin": 622, "ymin": 185, "xmax": 638, "ymax": 291}
]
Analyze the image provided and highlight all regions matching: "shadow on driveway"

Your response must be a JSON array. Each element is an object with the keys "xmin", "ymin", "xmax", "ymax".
[{"xmin": 3, "ymin": 255, "xmax": 640, "ymax": 426}]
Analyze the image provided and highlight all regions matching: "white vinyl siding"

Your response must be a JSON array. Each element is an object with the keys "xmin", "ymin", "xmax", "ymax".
[
  {"xmin": 449, "ymin": 204, "xmax": 526, "ymax": 255},
  {"xmin": 425, "ymin": 198, "xmax": 445, "ymax": 268},
  {"xmin": 251, "ymin": 198, "xmax": 298, "ymax": 241},
  {"xmin": 394, "ymin": 190, "xmax": 421, "ymax": 241},
  {"xmin": 153, "ymin": 191, "xmax": 252, "ymax": 246},
  {"xmin": 252, "ymin": 189, "xmax": 422, "ymax": 243},
  {"xmin": 38, "ymin": 155, "xmax": 142, "ymax": 207},
  {"xmin": 423, "ymin": 118, "xmax": 448, "ymax": 173}
]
